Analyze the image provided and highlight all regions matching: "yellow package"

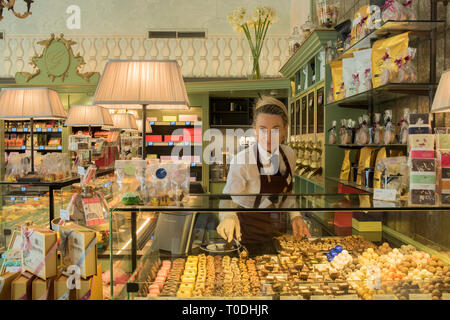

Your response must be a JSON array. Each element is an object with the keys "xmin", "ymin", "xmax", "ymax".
[
  {"xmin": 372, "ymin": 32, "xmax": 410, "ymax": 88},
  {"xmin": 357, "ymin": 147, "xmax": 378, "ymax": 186},
  {"xmin": 330, "ymin": 60, "xmax": 345, "ymax": 101},
  {"xmin": 351, "ymin": 5, "xmax": 371, "ymax": 45},
  {"xmin": 339, "ymin": 150, "xmax": 352, "ymax": 181},
  {"xmin": 373, "ymin": 148, "xmax": 387, "ymax": 189}
]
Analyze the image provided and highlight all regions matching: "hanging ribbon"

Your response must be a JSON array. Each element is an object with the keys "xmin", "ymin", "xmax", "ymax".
[
  {"xmin": 357, "ymin": 15, "xmax": 369, "ymax": 35},
  {"xmin": 352, "ymin": 74, "xmax": 360, "ymax": 86},
  {"xmin": 80, "ymin": 278, "xmax": 93, "ymax": 300},
  {"xmin": 382, "ymin": 52, "xmax": 390, "ymax": 61},
  {"xmin": 18, "ymin": 272, "xmax": 36, "ymax": 300},
  {"xmin": 395, "ymin": 58, "xmax": 403, "ymax": 69},
  {"xmin": 365, "ymin": 68, "xmax": 371, "ymax": 79},
  {"xmin": 21, "ymin": 226, "xmax": 34, "ymax": 252}
]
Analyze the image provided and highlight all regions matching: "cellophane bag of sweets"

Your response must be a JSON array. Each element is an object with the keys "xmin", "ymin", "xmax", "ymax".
[
  {"xmin": 351, "ymin": 6, "xmax": 371, "ymax": 44},
  {"xmin": 339, "ymin": 119, "xmax": 348, "ymax": 144},
  {"xmin": 381, "ymin": 0, "xmax": 405, "ymax": 21},
  {"xmin": 347, "ymin": 119, "xmax": 356, "ymax": 144},
  {"xmin": 328, "ymin": 120, "xmax": 337, "ymax": 144},
  {"xmin": 372, "ymin": 32, "xmax": 410, "ymax": 88},
  {"xmin": 168, "ymin": 161, "xmax": 190, "ymax": 205},
  {"xmin": 115, "ymin": 160, "xmax": 147, "ymax": 205},
  {"xmin": 343, "ymin": 55, "xmax": 358, "ymax": 97},
  {"xmin": 355, "ymin": 117, "xmax": 363, "ymax": 145},
  {"xmin": 396, "ymin": 47, "xmax": 417, "ymax": 83},
  {"xmin": 373, "ymin": 113, "xmax": 383, "ymax": 145},
  {"xmin": 399, "ymin": 108, "xmax": 410, "ymax": 145},
  {"xmin": 354, "ymin": 48, "xmax": 373, "ymax": 93},
  {"xmin": 383, "ymin": 109, "xmax": 396, "ymax": 144},
  {"xmin": 400, "ymin": 0, "xmax": 416, "ymax": 20},
  {"xmin": 360, "ymin": 114, "xmax": 370, "ymax": 145}
]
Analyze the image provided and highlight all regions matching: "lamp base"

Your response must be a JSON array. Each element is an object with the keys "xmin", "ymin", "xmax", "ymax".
[{"xmin": 18, "ymin": 172, "xmax": 42, "ymax": 183}]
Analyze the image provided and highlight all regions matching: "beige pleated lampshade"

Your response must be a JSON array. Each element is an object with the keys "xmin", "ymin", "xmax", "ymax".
[
  {"xmin": 432, "ymin": 70, "xmax": 450, "ymax": 113},
  {"xmin": 136, "ymin": 119, "xmax": 152, "ymax": 133},
  {"xmin": 65, "ymin": 105, "xmax": 113, "ymax": 127},
  {"xmin": 0, "ymin": 88, "xmax": 67, "ymax": 120},
  {"xmin": 93, "ymin": 60, "xmax": 190, "ymax": 110},
  {"xmin": 109, "ymin": 113, "xmax": 138, "ymax": 130}
]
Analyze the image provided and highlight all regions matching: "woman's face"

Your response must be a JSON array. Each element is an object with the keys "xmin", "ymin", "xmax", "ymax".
[{"xmin": 254, "ymin": 113, "xmax": 287, "ymax": 153}]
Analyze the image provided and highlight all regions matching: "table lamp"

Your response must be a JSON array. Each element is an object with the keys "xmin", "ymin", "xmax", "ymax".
[
  {"xmin": 431, "ymin": 70, "xmax": 450, "ymax": 113},
  {"xmin": 65, "ymin": 105, "xmax": 113, "ymax": 164},
  {"xmin": 0, "ymin": 88, "xmax": 67, "ymax": 180},
  {"xmin": 93, "ymin": 60, "xmax": 190, "ymax": 159}
]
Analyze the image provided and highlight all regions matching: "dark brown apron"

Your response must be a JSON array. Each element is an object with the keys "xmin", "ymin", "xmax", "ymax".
[{"xmin": 237, "ymin": 145, "xmax": 293, "ymax": 245}]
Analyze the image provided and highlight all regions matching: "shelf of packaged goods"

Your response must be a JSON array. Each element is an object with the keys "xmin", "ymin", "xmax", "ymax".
[
  {"xmin": 148, "ymin": 121, "xmax": 202, "ymax": 127},
  {"xmin": 4, "ymin": 128, "xmax": 63, "ymax": 133},
  {"xmin": 5, "ymin": 146, "xmax": 63, "ymax": 152},
  {"xmin": 209, "ymin": 125, "xmax": 253, "ymax": 128},
  {"xmin": 333, "ymin": 20, "xmax": 445, "ymax": 61},
  {"xmin": 325, "ymin": 144, "xmax": 407, "ymax": 149},
  {"xmin": 145, "ymin": 142, "xmax": 202, "ymax": 147},
  {"xmin": 326, "ymin": 83, "xmax": 437, "ymax": 108}
]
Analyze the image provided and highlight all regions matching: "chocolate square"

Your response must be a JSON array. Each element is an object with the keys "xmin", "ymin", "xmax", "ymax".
[
  {"xmin": 443, "ymin": 168, "xmax": 450, "ymax": 179},
  {"xmin": 411, "ymin": 159, "xmax": 436, "ymax": 172},
  {"xmin": 410, "ymin": 189, "xmax": 436, "ymax": 205},
  {"xmin": 409, "ymin": 113, "xmax": 430, "ymax": 126}
]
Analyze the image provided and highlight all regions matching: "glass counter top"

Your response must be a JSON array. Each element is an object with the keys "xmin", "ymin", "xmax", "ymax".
[{"xmin": 110, "ymin": 193, "xmax": 450, "ymax": 212}]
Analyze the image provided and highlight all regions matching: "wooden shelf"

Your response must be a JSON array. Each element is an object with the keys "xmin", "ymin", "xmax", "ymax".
[
  {"xmin": 149, "ymin": 121, "xmax": 202, "ymax": 126},
  {"xmin": 326, "ymin": 144, "xmax": 407, "ymax": 149},
  {"xmin": 5, "ymin": 128, "xmax": 63, "ymax": 133}
]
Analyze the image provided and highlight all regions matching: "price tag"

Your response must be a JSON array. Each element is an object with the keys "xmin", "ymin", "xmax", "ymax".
[
  {"xmin": 104, "ymin": 182, "xmax": 112, "ymax": 188},
  {"xmin": 36, "ymin": 128, "xmax": 42, "ymax": 132},
  {"xmin": 57, "ymin": 146, "xmax": 62, "ymax": 150},
  {"xmin": 21, "ymin": 187, "xmax": 26, "ymax": 192},
  {"xmin": 409, "ymin": 293, "xmax": 432, "ymax": 300},
  {"xmin": 47, "ymin": 128, "xmax": 52, "ymax": 132},
  {"xmin": 34, "ymin": 197, "xmax": 39, "ymax": 201},
  {"xmin": 170, "ymin": 121, "xmax": 176, "ymax": 126},
  {"xmin": 168, "ymin": 142, "xmax": 174, "ymax": 146},
  {"xmin": 373, "ymin": 294, "xmax": 397, "ymax": 300},
  {"xmin": 21, "ymin": 146, "xmax": 26, "ymax": 150},
  {"xmin": 77, "ymin": 166, "xmax": 86, "ymax": 176},
  {"xmin": 58, "ymin": 128, "xmax": 62, "ymax": 132},
  {"xmin": 11, "ymin": 128, "xmax": 17, "ymax": 132},
  {"xmin": 191, "ymin": 163, "xmax": 196, "ymax": 167},
  {"xmin": 23, "ymin": 128, "xmax": 28, "ymax": 132},
  {"xmin": 22, "ymin": 197, "xmax": 27, "ymax": 201},
  {"xmin": 148, "ymin": 142, "xmax": 153, "ymax": 146},
  {"xmin": 150, "ymin": 121, "xmax": 155, "ymax": 125},
  {"xmin": 186, "ymin": 121, "xmax": 191, "ymax": 125},
  {"xmin": 373, "ymin": 189, "xmax": 397, "ymax": 201},
  {"xmin": 39, "ymin": 146, "xmax": 44, "ymax": 150},
  {"xmin": 59, "ymin": 209, "xmax": 70, "ymax": 221},
  {"xmin": 10, "ymin": 197, "xmax": 15, "ymax": 201}
]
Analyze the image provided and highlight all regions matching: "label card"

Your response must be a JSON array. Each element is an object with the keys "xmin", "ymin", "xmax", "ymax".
[
  {"xmin": 374, "ymin": 189, "xmax": 397, "ymax": 201},
  {"xmin": 77, "ymin": 166, "xmax": 86, "ymax": 176},
  {"xmin": 373, "ymin": 294, "xmax": 397, "ymax": 300},
  {"xmin": 82, "ymin": 198, "xmax": 104, "ymax": 226},
  {"xmin": 334, "ymin": 294, "xmax": 359, "ymax": 300},
  {"xmin": 442, "ymin": 293, "xmax": 450, "ymax": 300},
  {"xmin": 59, "ymin": 209, "xmax": 70, "ymax": 221},
  {"xmin": 311, "ymin": 295, "xmax": 333, "ymax": 300}
]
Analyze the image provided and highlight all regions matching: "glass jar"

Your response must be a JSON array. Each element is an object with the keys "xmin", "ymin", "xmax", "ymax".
[{"xmin": 317, "ymin": 0, "xmax": 340, "ymax": 28}]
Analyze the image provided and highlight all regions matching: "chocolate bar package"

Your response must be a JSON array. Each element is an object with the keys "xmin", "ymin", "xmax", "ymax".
[
  {"xmin": 442, "ymin": 168, "xmax": 450, "ymax": 179},
  {"xmin": 441, "ymin": 191, "xmax": 450, "ymax": 204},
  {"xmin": 410, "ymin": 189, "xmax": 436, "ymax": 205},
  {"xmin": 410, "ymin": 174, "xmax": 436, "ymax": 185},
  {"xmin": 437, "ymin": 134, "xmax": 450, "ymax": 150},
  {"xmin": 411, "ymin": 159, "xmax": 436, "ymax": 172},
  {"xmin": 435, "ymin": 127, "xmax": 448, "ymax": 135},
  {"xmin": 409, "ymin": 113, "xmax": 431, "ymax": 126},
  {"xmin": 408, "ymin": 134, "xmax": 435, "ymax": 150},
  {"xmin": 439, "ymin": 150, "xmax": 450, "ymax": 167}
]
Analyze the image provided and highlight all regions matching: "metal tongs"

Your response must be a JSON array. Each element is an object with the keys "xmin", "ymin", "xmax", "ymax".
[{"xmin": 224, "ymin": 229, "xmax": 249, "ymax": 258}]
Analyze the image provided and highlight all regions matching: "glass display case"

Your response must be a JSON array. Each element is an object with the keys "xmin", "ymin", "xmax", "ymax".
[{"xmin": 109, "ymin": 193, "xmax": 450, "ymax": 300}]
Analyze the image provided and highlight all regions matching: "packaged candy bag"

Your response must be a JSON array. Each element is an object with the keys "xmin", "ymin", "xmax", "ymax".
[
  {"xmin": 339, "ymin": 119, "xmax": 348, "ymax": 144},
  {"xmin": 167, "ymin": 161, "xmax": 190, "ymax": 205},
  {"xmin": 355, "ymin": 117, "xmax": 363, "ymax": 145},
  {"xmin": 383, "ymin": 109, "xmax": 396, "ymax": 144},
  {"xmin": 115, "ymin": 160, "xmax": 147, "ymax": 205},
  {"xmin": 373, "ymin": 113, "xmax": 383, "ymax": 145},
  {"xmin": 372, "ymin": 32, "xmax": 410, "ymax": 88},
  {"xmin": 401, "ymin": 0, "xmax": 416, "ymax": 20},
  {"xmin": 328, "ymin": 86, "xmax": 335, "ymax": 103},
  {"xmin": 328, "ymin": 120, "xmax": 337, "ymax": 144},
  {"xmin": 347, "ymin": 119, "xmax": 356, "ymax": 144},
  {"xmin": 343, "ymin": 57, "xmax": 358, "ymax": 97},
  {"xmin": 5, "ymin": 154, "xmax": 29, "ymax": 181},
  {"xmin": 399, "ymin": 108, "xmax": 410, "ymax": 144},
  {"xmin": 396, "ymin": 47, "xmax": 417, "ymax": 83},
  {"xmin": 330, "ymin": 60, "xmax": 345, "ymax": 101},
  {"xmin": 360, "ymin": 115, "xmax": 370, "ymax": 145},
  {"xmin": 354, "ymin": 48, "xmax": 373, "ymax": 93},
  {"xmin": 381, "ymin": 0, "xmax": 404, "ymax": 21},
  {"xmin": 351, "ymin": 6, "xmax": 371, "ymax": 44},
  {"xmin": 326, "ymin": 40, "xmax": 337, "ymax": 64}
]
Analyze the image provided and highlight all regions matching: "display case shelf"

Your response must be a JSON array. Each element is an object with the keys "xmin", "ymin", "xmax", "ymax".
[
  {"xmin": 325, "ymin": 144, "xmax": 407, "ymax": 149},
  {"xmin": 149, "ymin": 121, "xmax": 202, "ymax": 127},
  {"xmin": 145, "ymin": 142, "xmax": 202, "ymax": 147},
  {"xmin": 334, "ymin": 20, "xmax": 445, "ymax": 61},
  {"xmin": 326, "ymin": 83, "xmax": 437, "ymax": 108}
]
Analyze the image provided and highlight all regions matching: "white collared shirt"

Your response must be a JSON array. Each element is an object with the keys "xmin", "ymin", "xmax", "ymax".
[{"xmin": 220, "ymin": 144, "xmax": 301, "ymax": 221}]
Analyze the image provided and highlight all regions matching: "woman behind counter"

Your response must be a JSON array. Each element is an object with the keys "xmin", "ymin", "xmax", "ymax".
[{"xmin": 217, "ymin": 96, "xmax": 310, "ymax": 254}]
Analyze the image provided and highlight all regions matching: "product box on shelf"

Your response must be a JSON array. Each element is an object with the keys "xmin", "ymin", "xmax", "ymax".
[
  {"xmin": 162, "ymin": 116, "xmax": 177, "ymax": 122},
  {"xmin": 178, "ymin": 115, "xmax": 198, "ymax": 122},
  {"xmin": 59, "ymin": 224, "xmax": 98, "ymax": 279},
  {"xmin": 21, "ymin": 227, "xmax": 58, "ymax": 280},
  {"xmin": 11, "ymin": 272, "xmax": 34, "ymax": 300},
  {"xmin": 32, "ymin": 277, "xmax": 55, "ymax": 300},
  {"xmin": 54, "ymin": 274, "xmax": 76, "ymax": 300},
  {"xmin": 146, "ymin": 135, "xmax": 163, "ymax": 143},
  {"xmin": 164, "ymin": 135, "xmax": 183, "ymax": 143},
  {"xmin": 0, "ymin": 272, "xmax": 21, "ymax": 300}
]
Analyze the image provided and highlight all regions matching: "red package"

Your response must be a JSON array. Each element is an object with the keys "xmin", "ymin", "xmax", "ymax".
[
  {"xmin": 164, "ymin": 135, "xmax": 183, "ymax": 143},
  {"xmin": 410, "ymin": 150, "xmax": 435, "ymax": 159},
  {"xmin": 146, "ymin": 135, "xmax": 163, "ymax": 143},
  {"xmin": 441, "ymin": 153, "xmax": 450, "ymax": 167}
]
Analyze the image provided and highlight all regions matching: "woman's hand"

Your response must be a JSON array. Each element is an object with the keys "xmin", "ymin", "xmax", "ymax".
[{"xmin": 291, "ymin": 216, "xmax": 311, "ymax": 238}]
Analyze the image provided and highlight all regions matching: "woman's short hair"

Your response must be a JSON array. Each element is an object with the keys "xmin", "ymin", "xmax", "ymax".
[{"xmin": 253, "ymin": 96, "xmax": 288, "ymax": 127}]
